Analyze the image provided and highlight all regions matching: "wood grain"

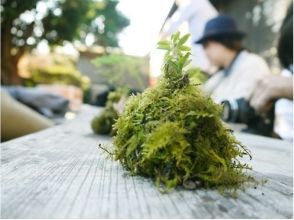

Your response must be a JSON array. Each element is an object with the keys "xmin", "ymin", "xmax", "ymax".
[{"xmin": 1, "ymin": 105, "xmax": 293, "ymax": 218}]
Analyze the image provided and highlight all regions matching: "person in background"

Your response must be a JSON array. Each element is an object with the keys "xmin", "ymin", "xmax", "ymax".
[
  {"xmin": 195, "ymin": 15, "xmax": 270, "ymax": 103},
  {"xmin": 160, "ymin": 0, "xmax": 218, "ymax": 73},
  {"xmin": 249, "ymin": 3, "xmax": 293, "ymax": 141}
]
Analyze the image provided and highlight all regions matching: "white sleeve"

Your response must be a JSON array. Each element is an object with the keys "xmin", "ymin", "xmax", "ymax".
[
  {"xmin": 203, "ymin": 72, "xmax": 224, "ymax": 96},
  {"xmin": 163, "ymin": 1, "xmax": 201, "ymax": 36},
  {"xmin": 236, "ymin": 57, "xmax": 270, "ymax": 99}
]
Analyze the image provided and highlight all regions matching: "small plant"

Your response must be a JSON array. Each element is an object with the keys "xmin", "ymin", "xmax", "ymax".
[
  {"xmin": 110, "ymin": 32, "xmax": 253, "ymax": 194},
  {"xmin": 91, "ymin": 89, "xmax": 125, "ymax": 135}
]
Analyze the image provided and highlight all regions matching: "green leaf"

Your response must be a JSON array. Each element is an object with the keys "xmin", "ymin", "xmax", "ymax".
[
  {"xmin": 178, "ymin": 34, "xmax": 190, "ymax": 45},
  {"xmin": 183, "ymin": 59, "xmax": 191, "ymax": 67},
  {"xmin": 178, "ymin": 52, "xmax": 191, "ymax": 69},
  {"xmin": 158, "ymin": 40, "xmax": 170, "ymax": 46},
  {"xmin": 172, "ymin": 32, "xmax": 180, "ymax": 42},
  {"xmin": 157, "ymin": 40, "xmax": 171, "ymax": 50},
  {"xmin": 182, "ymin": 52, "xmax": 191, "ymax": 64},
  {"xmin": 157, "ymin": 45, "xmax": 170, "ymax": 50},
  {"xmin": 180, "ymin": 46, "xmax": 191, "ymax": 51}
]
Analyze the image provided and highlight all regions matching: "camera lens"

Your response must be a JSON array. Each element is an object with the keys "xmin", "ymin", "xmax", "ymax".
[
  {"xmin": 221, "ymin": 98, "xmax": 275, "ymax": 137},
  {"xmin": 221, "ymin": 99, "xmax": 239, "ymax": 122},
  {"xmin": 222, "ymin": 101, "xmax": 230, "ymax": 121}
]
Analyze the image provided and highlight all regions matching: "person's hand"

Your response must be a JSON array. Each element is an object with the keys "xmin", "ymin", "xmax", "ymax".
[{"xmin": 248, "ymin": 75, "xmax": 293, "ymax": 113}]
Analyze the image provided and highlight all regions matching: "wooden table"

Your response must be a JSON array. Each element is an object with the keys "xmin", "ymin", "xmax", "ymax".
[{"xmin": 1, "ymin": 105, "xmax": 293, "ymax": 218}]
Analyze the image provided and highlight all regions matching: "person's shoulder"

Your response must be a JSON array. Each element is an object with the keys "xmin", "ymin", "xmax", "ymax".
[
  {"xmin": 239, "ymin": 51, "xmax": 267, "ymax": 64},
  {"xmin": 204, "ymin": 70, "xmax": 224, "ymax": 93},
  {"xmin": 190, "ymin": 0, "xmax": 217, "ymax": 11},
  {"xmin": 238, "ymin": 50, "xmax": 269, "ymax": 70},
  {"xmin": 205, "ymin": 69, "xmax": 224, "ymax": 84}
]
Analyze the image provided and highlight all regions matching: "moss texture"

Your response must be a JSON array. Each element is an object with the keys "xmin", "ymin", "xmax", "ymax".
[
  {"xmin": 91, "ymin": 91, "xmax": 122, "ymax": 135},
  {"xmin": 112, "ymin": 33, "xmax": 253, "ymax": 193}
]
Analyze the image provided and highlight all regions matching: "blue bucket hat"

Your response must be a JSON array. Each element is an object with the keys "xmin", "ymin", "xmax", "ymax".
[{"xmin": 195, "ymin": 15, "xmax": 245, "ymax": 44}]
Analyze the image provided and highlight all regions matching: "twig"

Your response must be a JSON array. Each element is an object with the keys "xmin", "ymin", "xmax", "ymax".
[{"xmin": 98, "ymin": 143, "xmax": 114, "ymax": 156}]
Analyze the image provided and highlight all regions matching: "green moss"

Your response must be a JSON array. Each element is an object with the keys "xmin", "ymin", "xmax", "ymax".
[
  {"xmin": 91, "ymin": 106, "xmax": 118, "ymax": 135},
  {"xmin": 111, "ymin": 32, "xmax": 253, "ymax": 194},
  {"xmin": 91, "ymin": 90, "xmax": 125, "ymax": 135}
]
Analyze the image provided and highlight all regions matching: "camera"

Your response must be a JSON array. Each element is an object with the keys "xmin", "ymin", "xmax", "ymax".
[{"xmin": 221, "ymin": 98, "xmax": 276, "ymax": 137}]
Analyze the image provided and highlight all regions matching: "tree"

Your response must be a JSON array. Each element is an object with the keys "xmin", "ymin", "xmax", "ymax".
[{"xmin": 1, "ymin": 0, "xmax": 129, "ymax": 84}]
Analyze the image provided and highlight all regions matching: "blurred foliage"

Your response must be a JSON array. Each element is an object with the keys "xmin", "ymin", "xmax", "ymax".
[
  {"xmin": 1, "ymin": 0, "xmax": 129, "ymax": 48},
  {"xmin": 187, "ymin": 67, "xmax": 207, "ymax": 84},
  {"xmin": 24, "ymin": 61, "xmax": 91, "ymax": 103},
  {"xmin": 1, "ymin": 0, "xmax": 129, "ymax": 84},
  {"xmin": 91, "ymin": 90, "xmax": 124, "ymax": 135},
  {"xmin": 92, "ymin": 54, "xmax": 148, "ymax": 90},
  {"xmin": 27, "ymin": 65, "xmax": 90, "ymax": 90},
  {"xmin": 23, "ymin": 54, "xmax": 90, "ymax": 89},
  {"xmin": 80, "ymin": 0, "xmax": 130, "ymax": 47}
]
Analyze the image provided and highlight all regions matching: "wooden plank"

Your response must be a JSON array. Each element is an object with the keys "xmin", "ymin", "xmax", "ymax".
[
  {"xmin": 235, "ymin": 132, "xmax": 293, "ymax": 177},
  {"xmin": 1, "ymin": 105, "xmax": 293, "ymax": 218}
]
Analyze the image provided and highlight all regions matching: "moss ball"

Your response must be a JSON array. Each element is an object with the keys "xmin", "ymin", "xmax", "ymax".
[{"xmin": 112, "ymin": 33, "xmax": 252, "ymax": 193}]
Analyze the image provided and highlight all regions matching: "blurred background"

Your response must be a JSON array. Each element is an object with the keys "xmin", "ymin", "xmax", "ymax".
[{"xmin": 1, "ymin": 0, "xmax": 292, "ymax": 141}]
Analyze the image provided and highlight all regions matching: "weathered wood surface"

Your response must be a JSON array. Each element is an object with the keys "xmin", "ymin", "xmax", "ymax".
[{"xmin": 1, "ymin": 105, "xmax": 293, "ymax": 218}]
